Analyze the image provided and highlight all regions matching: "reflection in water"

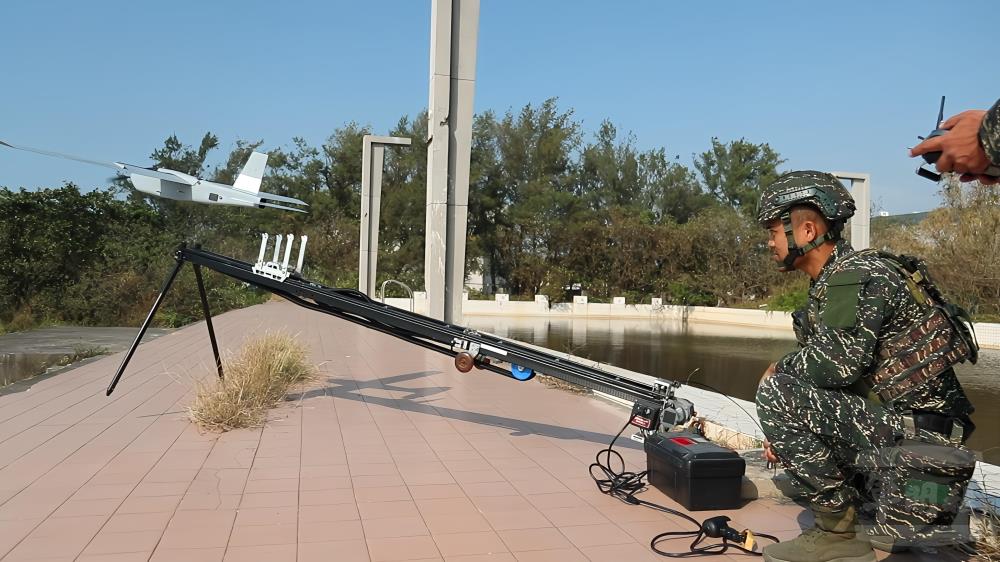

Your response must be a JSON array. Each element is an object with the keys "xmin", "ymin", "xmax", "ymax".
[
  {"xmin": 465, "ymin": 316, "xmax": 1000, "ymax": 464},
  {"xmin": 0, "ymin": 353, "xmax": 66, "ymax": 387}
]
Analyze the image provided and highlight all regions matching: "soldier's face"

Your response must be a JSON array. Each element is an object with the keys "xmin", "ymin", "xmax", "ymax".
[{"xmin": 766, "ymin": 219, "xmax": 797, "ymax": 269}]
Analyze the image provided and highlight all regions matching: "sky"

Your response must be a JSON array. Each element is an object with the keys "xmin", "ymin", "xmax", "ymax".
[{"xmin": 1, "ymin": 0, "xmax": 996, "ymax": 214}]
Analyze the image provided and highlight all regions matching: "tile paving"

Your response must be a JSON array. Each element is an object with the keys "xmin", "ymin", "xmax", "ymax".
[{"xmin": 0, "ymin": 301, "xmax": 971, "ymax": 561}]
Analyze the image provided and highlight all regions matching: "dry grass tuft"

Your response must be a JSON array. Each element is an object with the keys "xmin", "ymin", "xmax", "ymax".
[
  {"xmin": 976, "ymin": 502, "xmax": 1000, "ymax": 561},
  {"xmin": 188, "ymin": 332, "xmax": 316, "ymax": 431},
  {"xmin": 536, "ymin": 374, "xmax": 591, "ymax": 395}
]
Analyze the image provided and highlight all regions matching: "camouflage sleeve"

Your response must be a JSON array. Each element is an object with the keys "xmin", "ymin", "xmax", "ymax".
[
  {"xmin": 777, "ymin": 270, "xmax": 894, "ymax": 388},
  {"xmin": 979, "ymin": 99, "xmax": 1000, "ymax": 167}
]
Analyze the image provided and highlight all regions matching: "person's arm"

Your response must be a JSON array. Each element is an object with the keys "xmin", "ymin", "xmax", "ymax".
[
  {"xmin": 978, "ymin": 99, "xmax": 1000, "ymax": 168},
  {"xmin": 911, "ymin": 99, "xmax": 1000, "ymax": 185},
  {"xmin": 776, "ymin": 269, "xmax": 894, "ymax": 388}
]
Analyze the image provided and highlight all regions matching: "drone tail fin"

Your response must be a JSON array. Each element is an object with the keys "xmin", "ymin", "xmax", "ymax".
[{"xmin": 233, "ymin": 151, "xmax": 267, "ymax": 194}]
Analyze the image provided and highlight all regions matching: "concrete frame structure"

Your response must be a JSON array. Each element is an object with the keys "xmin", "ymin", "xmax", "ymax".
[
  {"xmin": 832, "ymin": 171, "xmax": 871, "ymax": 250},
  {"xmin": 425, "ymin": 0, "xmax": 479, "ymax": 323},
  {"xmin": 359, "ymin": 135, "xmax": 411, "ymax": 297}
]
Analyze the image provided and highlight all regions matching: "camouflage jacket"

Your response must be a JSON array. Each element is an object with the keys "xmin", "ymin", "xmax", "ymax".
[
  {"xmin": 777, "ymin": 239, "xmax": 974, "ymax": 418},
  {"xmin": 980, "ymin": 98, "xmax": 1000, "ymax": 166}
]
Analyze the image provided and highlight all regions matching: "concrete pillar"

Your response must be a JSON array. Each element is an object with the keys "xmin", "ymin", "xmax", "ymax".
[
  {"xmin": 359, "ymin": 135, "xmax": 411, "ymax": 296},
  {"xmin": 425, "ymin": 0, "xmax": 479, "ymax": 323},
  {"xmin": 831, "ymin": 172, "xmax": 871, "ymax": 250}
]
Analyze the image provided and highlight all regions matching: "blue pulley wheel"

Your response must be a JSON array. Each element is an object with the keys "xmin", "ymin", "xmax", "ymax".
[{"xmin": 510, "ymin": 364, "xmax": 534, "ymax": 381}]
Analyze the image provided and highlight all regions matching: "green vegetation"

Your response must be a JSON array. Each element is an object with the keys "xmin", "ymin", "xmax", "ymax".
[{"xmin": 2, "ymin": 98, "xmax": 992, "ymax": 330}]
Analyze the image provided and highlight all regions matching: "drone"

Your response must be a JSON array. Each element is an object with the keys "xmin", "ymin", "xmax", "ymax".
[{"xmin": 1, "ymin": 139, "xmax": 307, "ymax": 212}]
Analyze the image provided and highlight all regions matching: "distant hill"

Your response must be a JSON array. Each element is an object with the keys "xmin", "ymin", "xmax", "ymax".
[{"xmin": 871, "ymin": 211, "xmax": 930, "ymax": 227}]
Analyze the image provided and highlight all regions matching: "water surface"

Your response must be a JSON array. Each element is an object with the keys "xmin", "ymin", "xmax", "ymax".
[{"xmin": 465, "ymin": 316, "xmax": 1000, "ymax": 464}]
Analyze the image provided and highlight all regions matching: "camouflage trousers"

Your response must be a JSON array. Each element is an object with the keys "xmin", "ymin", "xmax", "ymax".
[
  {"xmin": 756, "ymin": 372, "xmax": 976, "ymax": 545},
  {"xmin": 756, "ymin": 372, "xmax": 901, "ymax": 509}
]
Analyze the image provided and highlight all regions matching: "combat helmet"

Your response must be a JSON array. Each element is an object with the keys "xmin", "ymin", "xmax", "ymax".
[{"xmin": 757, "ymin": 170, "xmax": 856, "ymax": 269}]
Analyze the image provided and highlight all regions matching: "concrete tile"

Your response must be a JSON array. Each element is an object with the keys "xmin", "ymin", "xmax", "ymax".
[
  {"xmin": 358, "ymin": 500, "xmax": 420, "ymax": 520},
  {"xmin": 177, "ymin": 493, "xmax": 241, "ymax": 511},
  {"xmin": 444, "ymin": 554, "xmax": 516, "ymax": 562},
  {"xmin": 229, "ymin": 522, "xmax": 298, "ymax": 546},
  {"xmin": 460, "ymin": 481, "xmax": 518, "ymax": 497},
  {"xmin": 538, "ymin": 506, "xmax": 609, "ymax": 527},
  {"xmin": 82, "ymin": 530, "xmax": 163, "ymax": 555},
  {"xmin": 298, "ymin": 519, "xmax": 365, "ymax": 543},
  {"xmin": 150, "ymin": 547, "xmax": 226, "ymax": 562},
  {"xmin": 557, "ymin": 523, "xmax": 635, "ymax": 548},
  {"xmin": 299, "ymin": 503, "xmax": 361, "ymax": 523},
  {"xmin": 103, "ymin": 511, "xmax": 174, "ymax": 533},
  {"xmin": 78, "ymin": 552, "xmax": 153, "ymax": 562},
  {"xmin": 355, "ymin": 485, "xmax": 412, "ymax": 503},
  {"xmin": 300, "ymin": 475, "xmax": 352, "ymax": 490},
  {"xmin": 244, "ymin": 477, "xmax": 299, "ymax": 493},
  {"xmin": 511, "ymin": 548, "xmax": 588, "ymax": 562},
  {"xmin": 366, "ymin": 535, "xmax": 441, "ymax": 562},
  {"xmin": 497, "ymin": 528, "xmax": 574, "ymax": 552},
  {"xmin": 362, "ymin": 516, "xmax": 430, "ymax": 539},
  {"xmin": 223, "ymin": 543, "xmax": 296, "ymax": 562},
  {"xmin": 239, "ymin": 491, "xmax": 298, "ymax": 508},
  {"xmin": 298, "ymin": 539, "xmax": 370, "ymax": 562},
  {"xmin": 132, "ymin": 480, "xmax": 191, "ymax": 497},
  {"xmin": 300, "ymin": 488, "xmax": 356, "ymax": 505},
  {"xmin": 158, "ymin": 510, "xmax": 235, "ymax": 549},
  {"xmin": 481, "ymin": 509, "xmax": 552, "ymax": 532},
  {"xmin": 117, "ymin": 494, "xmax": 182, "ymax": 514},
  {"xmin": 234, "ymin": 506, "xmax": 297, "ymax": 526},
  {"xmin": 432, "ymin": 531, "xmax": 509, "ymax": 558},
  {"xmin": 579, "ymin": 543, "xmax": 662, "ymax": 561}
]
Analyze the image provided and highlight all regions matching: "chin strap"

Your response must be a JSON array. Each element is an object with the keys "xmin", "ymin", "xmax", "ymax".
[{"xmin": 779, "ymin": 211, "xmax": 840, "ymax": 270}]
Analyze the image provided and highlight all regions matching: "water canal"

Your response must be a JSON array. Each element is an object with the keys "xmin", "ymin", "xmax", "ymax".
[{"xmin": 465, "ymin": 316, "xmax": 1000, "ymax": 464}]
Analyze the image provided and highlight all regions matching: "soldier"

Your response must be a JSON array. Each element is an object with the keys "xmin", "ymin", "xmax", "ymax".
[
  {"xmin": 754, "ymin": 171, "xmax": 978, "ymax": 562},
  {"xmin": 911, "ymin": 98, "xmax": 1000, "ymax": 185}
]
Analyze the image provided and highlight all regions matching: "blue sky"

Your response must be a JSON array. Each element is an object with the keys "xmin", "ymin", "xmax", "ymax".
[{"xmin": 1, "ymin": 0, "xmax": 996, "ymax": 214}]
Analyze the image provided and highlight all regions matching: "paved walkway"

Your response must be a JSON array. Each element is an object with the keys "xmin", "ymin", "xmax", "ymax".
[{"xmin": 0, "ymin": 301, "xmax": 970, "ymax": 561}]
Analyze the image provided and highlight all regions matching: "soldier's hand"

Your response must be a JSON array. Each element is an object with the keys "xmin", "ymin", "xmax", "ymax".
[
  {"xmin": 763, "ymin": 439, "xmax": 779, "ymax": 464},
  {"xmin": 911, "ymin": 110, "xmax": 991, "ymax": 176}
]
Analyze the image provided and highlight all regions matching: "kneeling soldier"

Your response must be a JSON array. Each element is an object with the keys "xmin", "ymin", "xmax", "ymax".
[{"xmin": 755, "ymin": 170, "xmax": 978, "ymax": 562}]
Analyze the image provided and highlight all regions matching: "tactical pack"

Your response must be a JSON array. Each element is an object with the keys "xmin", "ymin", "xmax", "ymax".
[{"xmin": 849, "ymin": 250, "xmax": 979, "ymax": 404}]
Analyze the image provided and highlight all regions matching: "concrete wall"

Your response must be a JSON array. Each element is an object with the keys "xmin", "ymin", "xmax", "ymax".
[{"xmin": 383, "ymin": 295, "xmax": 1000, "ymax": 350}]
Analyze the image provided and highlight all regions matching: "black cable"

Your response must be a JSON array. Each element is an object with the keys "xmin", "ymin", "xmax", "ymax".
[{"xmin": 589, "ymin": 419, "xmax": 779, "ymax": 557}]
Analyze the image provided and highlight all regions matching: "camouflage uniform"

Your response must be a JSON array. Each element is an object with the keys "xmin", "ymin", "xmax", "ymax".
[
  {"xmin": 979, "ymin": 99, "xmax": 1000, "ymax": 166},
  {"xmin": 756, "ymin": 238, "xmax": 976, "ymax": 543}
]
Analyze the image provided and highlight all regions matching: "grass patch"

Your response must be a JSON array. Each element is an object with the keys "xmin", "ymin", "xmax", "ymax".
[
  {"xmin": 536, "ymin": 373, "xmax": 591, "ymax": 395},
  {"xmin": 59, "ymin": 345, "xmax": 110, "ymax": 366},
  {"xmin": 973, "ymin": 493, "xmax": 1000, "ymax": 561},
  {"xmin": 188, "ymin": 332, "xmax": 317, "ymax": 432}
]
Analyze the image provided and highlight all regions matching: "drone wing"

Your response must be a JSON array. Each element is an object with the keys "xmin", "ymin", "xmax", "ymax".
[
  {"xmin": 258, "ymin": 191, "xmax": 308, "ymax": 206},
  {"xmin": 259, "ymin": 201, "xmax": 307, "ymax": 213},
  {"xmin": 120, "ymin": 164, "xmax": 198, "ymax": 185}
]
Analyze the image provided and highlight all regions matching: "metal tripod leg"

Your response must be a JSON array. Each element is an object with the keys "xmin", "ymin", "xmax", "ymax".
[
  {"xmin": 106, "ymin": 258, "xmax": 184, "ymax": 396},
  {"xmin": 194, "ymin": 264, "xmax": 223, "ymax": 380}
]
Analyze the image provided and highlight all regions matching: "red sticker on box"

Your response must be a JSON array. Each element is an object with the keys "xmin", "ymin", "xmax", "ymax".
[{"xmin": 669, "ymin": 437, "xmax": 696, "ymax": 446}]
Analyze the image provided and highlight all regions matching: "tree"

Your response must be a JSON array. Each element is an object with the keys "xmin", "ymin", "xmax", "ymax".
[{"xmin": 694, "ymin": 137, "xmax": 784, "ymax": 217}]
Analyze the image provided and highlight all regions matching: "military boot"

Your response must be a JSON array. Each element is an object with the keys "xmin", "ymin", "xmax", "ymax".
[{"xmin": 762, "ymin": 504, "xmax": 876, "ymax": 562}]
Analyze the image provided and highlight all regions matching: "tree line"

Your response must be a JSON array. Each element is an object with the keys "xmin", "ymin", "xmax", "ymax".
[{"xmin": 4, "ymin": 97, "xmax": 991, "ymax": 332}]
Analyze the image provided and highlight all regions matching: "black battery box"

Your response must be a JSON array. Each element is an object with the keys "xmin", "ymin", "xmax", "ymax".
[{"xmin": 644, "ymin": 430, "xmax": 745, "ymax": 511}]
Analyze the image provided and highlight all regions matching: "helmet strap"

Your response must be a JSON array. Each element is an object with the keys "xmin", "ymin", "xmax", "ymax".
[{"xmin": 779, "ymin": 211, "xmax": 840, "ymax": 270}]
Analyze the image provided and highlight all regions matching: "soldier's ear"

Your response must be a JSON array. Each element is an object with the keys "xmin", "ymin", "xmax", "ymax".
[{"xmin": 800, "ymin": 219, "xmax": 817, "ymax": 243}]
